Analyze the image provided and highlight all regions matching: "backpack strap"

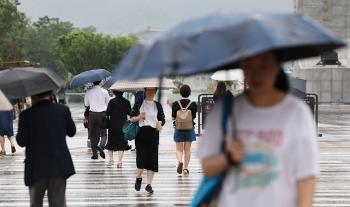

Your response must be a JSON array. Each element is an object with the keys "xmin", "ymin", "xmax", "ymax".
[
  {"xmin": 177, "ymin": 101, "xmax": 184, "ymax": 110},
  {"xmin": 184, "ymin": 101, "xmax": 192, "ymax": 110}
]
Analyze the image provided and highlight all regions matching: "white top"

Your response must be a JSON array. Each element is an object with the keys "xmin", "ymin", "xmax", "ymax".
[
  {"xmin": 84, "ymin": 86, "xmax": 110, "ymax": 112},
  {"xmin": 139, "ymin": 100, "xmax": 158, "ymax": 128},
  {"xmin": 198, "ymin": 94, "xmax": 319, "ymax": 207}
]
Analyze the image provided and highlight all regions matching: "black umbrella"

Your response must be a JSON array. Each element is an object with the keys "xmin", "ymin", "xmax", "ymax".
[{"xmin": 0, "ymin": 67, "xmax": 65, "ymax": 98}]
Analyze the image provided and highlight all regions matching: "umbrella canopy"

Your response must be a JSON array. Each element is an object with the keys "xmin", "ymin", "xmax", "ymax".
[
  {"xmin": 0, "ymin": 90, "xmax": 12, "ymax": 111},
  {"xmin": 211, "ymin": 69, "xmax": 244, "ymax": 81},
  {"xmin": 110, "ymin": 78, "xmax": 176, "ymax": 91},
  {"xmin": 113, "ymin": 12, "xmax": 346, "ymax": 81},
  {"xmin": 70, "ymin": 69, "xmax": 111, "ymax": 87},
  {"xmin": 102, "ymin": 77, "xmax": 114, "ymax": 89},
  {"xmin": 0, "ymin": 67, "xmax": 64, "ymax": 99}
]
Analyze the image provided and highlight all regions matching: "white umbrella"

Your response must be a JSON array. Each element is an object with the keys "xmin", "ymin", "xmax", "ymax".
[
  {"xmin": 211, "ymin": 69, "xmax": 244, "ymax": 81},
  {"xmin": 110, "ymin": 78, "xmax": 176, "ymax": 91},
  {"xmin": 0, "ymin": 90, "xmax": 12, "ymax": 111}
]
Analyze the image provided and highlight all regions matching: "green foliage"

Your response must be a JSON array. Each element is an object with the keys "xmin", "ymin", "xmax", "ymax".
[
  {"xmin": 23, "ymin": 16, "xmax": 74, "ymax": 76},
  {"xmin": 0, "ymin": 0, "xmax": 28, "ymax": 61},
  {"xmin": 53, "ymin": 32, "xmax": 137, "ymax": 74},
  {"xmin": 0, "ymin": 1, "xmax": 138, "ymax": 81}
]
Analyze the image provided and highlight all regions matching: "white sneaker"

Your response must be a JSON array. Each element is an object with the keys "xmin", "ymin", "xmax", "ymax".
[{"xmin": 107, "ymin": 160, "xmax": 114, "ymax": 168}]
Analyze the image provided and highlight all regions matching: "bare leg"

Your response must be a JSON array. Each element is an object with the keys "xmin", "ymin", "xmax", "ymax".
[
  {"xmin": 8, "ymin": 136, "xmax": 15, "ymax": 146},
  {"xmin": 147, "ymin": 170, "xmax": 155, "ymax": 185},
  {"xmin": 0, "ymin": 136, "xmax": 5, "ymax": 153},
  {"xmin": 9, "ymin": 136, "xmax": 16, "ymax": 154},
  {"xmin": 106, "ymin": 150, "xmax": 114, "ymax": 167},
  {"xmin": 136, "ymin": 168, "xmax": 144, "ymax": 178},
  {"xmin": 0, "ymin": 136, "xmax": 4, "ymax": 149},
  {"xmin": 176, "ymin": 142, "xmax": 184, "ymax": 163},
  {"xmin": 184, "ymin": 142, "xmax": 192, "ymax": 170},
  {"xmin": 117, "ymin": 151, "xmax": 124, "ymax": 164},
  {"xmin": 108, "ymin": 150, "xmax": 113, "ymax": 161}
]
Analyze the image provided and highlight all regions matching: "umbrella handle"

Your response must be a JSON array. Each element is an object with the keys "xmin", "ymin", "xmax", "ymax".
[{"xmin": 157, "ymin": 76, "xmax": 163, "ymax": 102}]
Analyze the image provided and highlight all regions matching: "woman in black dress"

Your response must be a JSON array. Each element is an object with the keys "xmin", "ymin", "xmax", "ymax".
[
  {"xmin": 130, "ymin": 87, "xmax": 165, "ymax": 194},
  {"xmin": 105, "ymin": 90, "xmax": 131, "ymax": 168}
]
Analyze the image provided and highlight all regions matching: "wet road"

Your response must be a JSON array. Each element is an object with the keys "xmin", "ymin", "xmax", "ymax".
[
  {"xmin": 0, "ymin": 103, "xmax": 202, "ymax": 207},
  {"xmin": 0, "ymin": 103, "xmax": 350, "ymax": 206}
]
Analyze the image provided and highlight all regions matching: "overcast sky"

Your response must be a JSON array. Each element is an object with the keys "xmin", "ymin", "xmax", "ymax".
[{"xmin": 19, "ymin": 0, "xmax": 293, "ymax": 35}]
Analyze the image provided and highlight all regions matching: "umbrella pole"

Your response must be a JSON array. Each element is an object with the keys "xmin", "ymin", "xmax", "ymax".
[{"xmin": 157, "ymin": 76, "xmax": 163, "ymax": 103}]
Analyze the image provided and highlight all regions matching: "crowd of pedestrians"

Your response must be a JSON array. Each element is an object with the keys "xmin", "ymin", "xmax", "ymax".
[{"xmin": 0, "ymin": 75, "xmax": 318, "ymax": 207}]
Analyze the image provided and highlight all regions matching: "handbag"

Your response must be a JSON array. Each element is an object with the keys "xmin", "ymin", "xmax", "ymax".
[
  {"xmin": 190, "ymin": 94, "xmax": 235, "ymax": 207},
  {"xmin": 123, "ymin": 120, "xmax": 140, "ymax": 141}
]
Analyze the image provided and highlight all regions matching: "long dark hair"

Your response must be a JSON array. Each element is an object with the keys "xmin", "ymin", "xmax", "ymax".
[
  {"xmin": 214, "ymin": 82, "xmax": 227, "ymax": 101},
  {"xmin": 274, "ymin": 52, "xmax": 290, "ymax": 93},
  {"xmin": 274, "ymin": 69, "xmax": 289, "ymax": 92}
]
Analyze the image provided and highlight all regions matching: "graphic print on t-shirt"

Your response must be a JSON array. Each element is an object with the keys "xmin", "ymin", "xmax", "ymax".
[{"xmin": 231, "ymin": 129, "xmax": 283, "ymax": 193}]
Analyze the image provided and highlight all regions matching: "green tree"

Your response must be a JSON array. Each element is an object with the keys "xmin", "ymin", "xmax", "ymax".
[
  {"xmin": 0, "ymin": 0, "xmax": 28, "ymax": 61},
  {"xmin": 23, "ymin": 16, "xmax": 74, "ymax": 75},
  {"xmin": 53, "ymin": 32, "xmax": 137, "ymax": 75}
]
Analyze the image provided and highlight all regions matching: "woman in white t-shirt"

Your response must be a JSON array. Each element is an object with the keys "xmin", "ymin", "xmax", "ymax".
[
  {"xmin": 130, "ymin": 88, "xmax": 165, "ymax": 194},
  {"xmin": 198, "ymin": 51, "xmax": 319, "ymax": 207}
]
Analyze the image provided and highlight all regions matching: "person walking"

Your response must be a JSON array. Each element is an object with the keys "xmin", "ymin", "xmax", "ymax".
[
  {"xmin": 84, "ymin": 81, "xmax": 109, "ymax": 159},
  {"xmin": 213, "ymin": 81, "xmax": 233, "ymax": 102},
  {"xmin": 58, "ymin": 87, "xmax": 67, "ymax": 105},
  {"xmin": 105, "ymin": 90, "xmax": 132, "ymax": 168},
  {"xmin": 131, "ymin": 88, "xmax": 165, "ymax": 194},
  {"xmin": 172, "ymin": 85, "xmax": 197, "ymax": 176},
  {"xmin": 198, "ymin": 51, "xmax": 318, "ymax": 207},
  {"xmin": 0, "ymin": 104, "xmax": 16, "ymax": 155},
  {"xmin": 16, "ymin": 90, "xmax": 76, "ymax": 207}
]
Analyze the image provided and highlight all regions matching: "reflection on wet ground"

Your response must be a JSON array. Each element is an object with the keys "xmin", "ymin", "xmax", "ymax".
[{"xmin": 1, "ymin": 103, "xmax": 350, "ymax": 206}]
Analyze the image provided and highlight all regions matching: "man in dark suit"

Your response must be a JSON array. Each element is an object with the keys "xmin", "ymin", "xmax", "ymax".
[{"xmin": 16, "ymin": 91, "xmax": 76, "ymax": 207}]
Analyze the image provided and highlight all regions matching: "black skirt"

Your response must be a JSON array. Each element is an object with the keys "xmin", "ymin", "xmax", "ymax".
[
  {"xmin": 105, "ymin": 119, "xmax": 128, "ymax": 151},
  {"xmin": 135, "ymin": 126, "xmax": 159, "ymax": 172}
]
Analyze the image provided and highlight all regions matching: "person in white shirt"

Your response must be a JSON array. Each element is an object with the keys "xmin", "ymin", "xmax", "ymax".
[
  {"xmin": 130, "ymin": 88, "xmax": 165, "ymax": 194},
  {"xmin": 198, "ymin": 51, "xmax": 319, "ymax": 207},
  {"xmin": 84, "ymin": 81, "xmax": 110, "ymax": 159}
]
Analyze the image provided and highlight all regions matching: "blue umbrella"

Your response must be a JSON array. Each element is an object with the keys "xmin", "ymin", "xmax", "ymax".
[
  {"xmin": 113, "ymin": 12, "xmax": 346, "ymax": 80},
  {"xmin": 70, "ymin": 69, "xmax": 111, "ymax": 87}
]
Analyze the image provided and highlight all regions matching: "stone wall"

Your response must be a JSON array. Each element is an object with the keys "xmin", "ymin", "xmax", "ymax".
[
  {"xmin": 294, "ymin": 66, "xmax": 350, "ymax": 103},
  {"xmin": 295, "ymin": 0, "xmax": 350, "ymax": 103}
]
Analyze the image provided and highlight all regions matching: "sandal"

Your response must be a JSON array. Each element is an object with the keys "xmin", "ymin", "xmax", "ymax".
[
  {"xmin": 177, "ymin": 162, "xmax": 183, "ymax": 174},
  {"xmin": 183, "ymin": 169, "xmax": 189, "ymax": 175},
  {"xmin": 107, "ymin": 160, "xmax": 114, "ymax": 168},
  {"xmin": 117, "ymin": 162, "xmax": 122, "ymax": 168}
]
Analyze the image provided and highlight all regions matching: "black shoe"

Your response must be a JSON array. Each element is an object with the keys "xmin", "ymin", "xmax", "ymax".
[
  {"xmin": 145, "ymin": 184, "xmax": 154, "ymax": 194},
  {"xmin": 91, "ymin": 155, "xmax": 98, "ymax": 160},
  {"xmin": 177, "ymin": 162, "xmax": 183, "ymax": 174},
  {"xmin": 11, "ymin": 146, "xmax": 16, "ymax": 154},
  {"xmin": 134, "ymin": 178, "xmax": 142, "ymax": 191},
  {"xmin": 98, "ymin": 147, "xmax": 105, "ymax": 159}
]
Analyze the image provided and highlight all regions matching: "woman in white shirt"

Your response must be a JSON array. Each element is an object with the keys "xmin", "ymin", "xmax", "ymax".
[
  {"xmin": 198, "ymin": 51, "xmax": 319, "ymax": 207},
  {"xmin": 130, "ymin": 88, "xmax": 165, "ymax": 194}
]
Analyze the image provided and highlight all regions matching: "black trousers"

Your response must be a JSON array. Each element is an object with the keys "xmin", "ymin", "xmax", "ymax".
[
  {"xmin": 29, "ymin": 177, "xmax": 66, "ymax": 207},
  {"xmin": 88, "ymin": 111, "xmax": 107, "ymax": 155}
]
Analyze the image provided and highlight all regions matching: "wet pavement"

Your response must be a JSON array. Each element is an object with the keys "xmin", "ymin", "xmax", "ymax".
[{"xmin": 0, "ymin": 103, "xmax": 350, "ymax": 206}]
